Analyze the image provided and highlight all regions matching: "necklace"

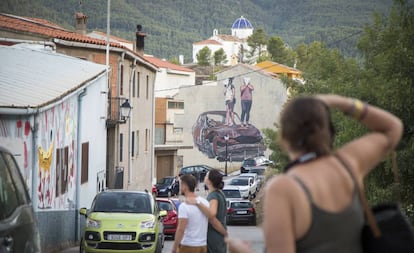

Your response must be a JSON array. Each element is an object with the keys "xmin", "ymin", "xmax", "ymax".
[{"xmin": 283, "ymin": 152, "xmax": 318, "ymax": 173}]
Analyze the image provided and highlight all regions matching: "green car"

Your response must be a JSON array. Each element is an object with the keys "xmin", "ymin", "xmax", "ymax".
[{"xmin": 79, "ymin": 190, "xmax": 167, "ymax": 253}]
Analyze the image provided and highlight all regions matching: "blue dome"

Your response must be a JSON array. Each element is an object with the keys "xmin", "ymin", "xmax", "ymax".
[{"xmin": 231, "ymin": 16, "xmax": 253, "ymax": 29}]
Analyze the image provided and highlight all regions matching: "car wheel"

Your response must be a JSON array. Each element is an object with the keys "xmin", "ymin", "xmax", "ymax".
[
  {"xmin": 79, "ymin": 239, "xmax": 85, "ymax": 253},
  {"xmin": 251, "ymin": 218, "xmax": 257, "ymax": 226},
  {"xmin": 155, "ymin": 236, "xmax": 163, "ymax": 253}
]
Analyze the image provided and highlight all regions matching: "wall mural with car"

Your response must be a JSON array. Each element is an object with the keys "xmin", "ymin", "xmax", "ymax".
[{"xmin": 192, "ymin": 77, "xmax": 266, "ymax": 162}]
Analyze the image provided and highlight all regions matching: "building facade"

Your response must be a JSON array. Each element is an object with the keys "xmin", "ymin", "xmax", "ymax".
[
  {"xmin": 192, "ymin": 16, "xmax": 255, "ymax": 66},
  {"xmin": 0, "ymin": 45, "xmax": 107, "ymax": 251}
]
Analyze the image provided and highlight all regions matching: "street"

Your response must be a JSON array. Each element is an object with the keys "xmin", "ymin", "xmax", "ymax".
[
  {"xmin": 58, "ymin": 175, "xmax": 265, "ymax": 253},
  {"xmin": 58, "ymin": 225, "xmax": 264, "ymax": 253}
]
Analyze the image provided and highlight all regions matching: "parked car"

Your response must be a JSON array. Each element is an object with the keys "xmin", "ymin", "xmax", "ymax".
[
  {"xmin": 240, "ymin": 156, "xmax": 271, "ymax": 173},
  {"xmin": 169, "ymin": 198, "xmax": 182, "ymax": 210},
  {"xmin": 238, "ymin": 173, "xmax": 259, "ymax": 195},
  {"xmin": 226, "ymin": 200, "xmax": 257, "ymax": 225},
  {"xmin": 155, "ymin": 198, "xmax": 178, "ymax": 239},
  {"xmin": 248, "ymin": 166, "xmax": 267, "ymax": 190},
  {"xmin": 192, "ymin": 111, "xmax": 266, "ymax": 161},
  {"xmin": 152, "ymin": 185, "xmax": 158, "ymax": 196},
  {"xmin": 156, "ymin": 176, "xmax": 179, "ymax": 197},
  {"xmin": 79, "ymin": 190, "xmax": 167, "ymax": 253},
  {"xmin": 222, "ymin": 185, "xmax": 243, "ymax": 207},
  {"xmin": 0, "ymin": 146, "xmax": 41, "ymax": 253},
  {"xmin": 178, "ymin": 165, "xmax": 222, "ymax": 182},
  {"xmin": 227, "ymin": 177, "xmax": 255, "ymax": 200}
]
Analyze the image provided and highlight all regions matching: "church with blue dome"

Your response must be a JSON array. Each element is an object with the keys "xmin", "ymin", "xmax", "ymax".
[{"xmin": 192, "ymin": 16, "xmax": 256, "ymax": 66}]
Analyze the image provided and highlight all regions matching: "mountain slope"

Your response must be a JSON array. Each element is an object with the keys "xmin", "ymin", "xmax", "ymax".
[{"xmin": 0, "ymin": 0, "xmax": 404, "ymax": 61}]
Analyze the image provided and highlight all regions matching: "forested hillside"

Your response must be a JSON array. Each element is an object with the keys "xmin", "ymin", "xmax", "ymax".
[{"xmin": 0, "ymin": 0, "xmax": 404, "ymax": 61}]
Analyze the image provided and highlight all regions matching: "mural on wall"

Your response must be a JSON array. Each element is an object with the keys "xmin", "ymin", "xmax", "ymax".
[
  {"xmin": 37, "ymin": 99, "xmax": 77, "ymax": 209},
  {"xmin": 192, "ymin": 77, "xmax": 266, "ymax": 162},
  {"xmin": 0, "ymin": 117, "xmax": 33, "ymax": 191}
]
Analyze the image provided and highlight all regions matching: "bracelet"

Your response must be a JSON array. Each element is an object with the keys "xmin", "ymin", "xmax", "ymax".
[{"xmin": 347, "ymin": 99, "xmax": 368, "ymax": 120}]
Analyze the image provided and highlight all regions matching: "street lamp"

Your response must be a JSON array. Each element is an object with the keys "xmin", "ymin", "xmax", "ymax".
[
  {"xmin": 120, "ymin": 99, "xmax": 132, "ymax": 123},
  {"xmin": 224, "ymin": 134, "xmax": 229, "ymax": 176}
]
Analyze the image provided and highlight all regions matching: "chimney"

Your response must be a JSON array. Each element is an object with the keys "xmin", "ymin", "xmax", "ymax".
[
  {"xmin": 135, "ymin": 24, "xmax": 146, "ymax": 56},
  {"xmin": 75, "ymin": 12, "xmax": 88, "ymax": 35}
]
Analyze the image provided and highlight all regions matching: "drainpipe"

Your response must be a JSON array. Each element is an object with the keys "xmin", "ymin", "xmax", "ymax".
[
  {"xmin": 75, "ymin": 88, "xmax": 87, "ymax": 241},
  {"xmin": 116, "ymin": 52, "xmax": 125, "ymax": 188},
  {"xmin": 151, "ymin": 74, "xmax": 156, "ymax": 186},
  {"xmin": 128, "ymin": 60, "xmax": 137, "ymax": 187},
  {"xmin": 30, "ymin": 110, "xmax": 40, "ymax": 211}
]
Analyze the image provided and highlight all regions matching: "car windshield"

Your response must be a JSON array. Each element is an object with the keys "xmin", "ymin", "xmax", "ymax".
[
  {"xmin": 229, "ymin": 178, "xmax": 249, "ymax": 186},
  {"xmin": 157, "ymin": 177, "xmax": 173, "ymax": 185},
  {"xmin": 243, "ymin": 159, "xmax": 256, "ymax": 166},
  {"xmin": 231, "ymin": 202, "xmax": 253, "ymax": 208},
  {"xmin": 157, "ymin": 201, "xmax": 174, "ymax": 211},
  {"xmin": 93, "ymin": 192, "xmax": 151, "ymax": 213},
  {"xmin": 223, "ymin": 190, "xmax": 241, "ymax": 198}
]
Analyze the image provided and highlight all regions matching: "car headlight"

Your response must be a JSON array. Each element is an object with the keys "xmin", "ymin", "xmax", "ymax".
[
  {"xmin": 86, "ymin": 218, "xmax": 101, "ymax": 228},
  {"xmin": 141, "ymin": 219, "xmax": 155, "ymax": 229}
]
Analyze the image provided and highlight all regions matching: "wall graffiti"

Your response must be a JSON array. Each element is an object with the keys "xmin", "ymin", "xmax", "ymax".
[{"xmin": 36, "ymin": 98, "xmax": 77, "ymax": 209}]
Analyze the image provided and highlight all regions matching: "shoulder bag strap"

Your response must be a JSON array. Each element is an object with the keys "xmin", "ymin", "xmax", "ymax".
[{"xmin": 334, "ymin": 153, "xmax": 381, "ymax": 237}]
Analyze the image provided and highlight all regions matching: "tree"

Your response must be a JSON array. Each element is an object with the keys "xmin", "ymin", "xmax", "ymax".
[
  {"xmin": 247, "ymin": 28, "xmax": 267, "ymax": 62},
  {"xmin": 262, "ymin": 0, "xmax": 414, "ymax": 223},
  {"xmin": 213, "ymin": 48, "xmax": 227, "ymax": 66},
  {"xmin": 357, "ymin": 0, "xmax": 414, "ymax": 220},
  {"xmin": 196, "ymin": 46, "xmax": 212, "ymax": 66}
]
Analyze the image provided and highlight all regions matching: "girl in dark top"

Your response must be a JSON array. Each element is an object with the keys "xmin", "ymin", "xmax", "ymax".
[
  {"xmin": 188, "ymin": 169, "xmax": 228, "ymax": 253},
  {"xmin": 226, "ymin": 94, "xmax": 403, "ymax": 253}
]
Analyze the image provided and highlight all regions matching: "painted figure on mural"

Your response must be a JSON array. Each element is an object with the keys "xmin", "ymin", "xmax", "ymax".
[
  {"xmin": 240, "ymin": 77, "xmax": 254, "ymax": 127},
  {"xmin": 223, "ymin": 77, "xmax": 235, "ymax": 126}
]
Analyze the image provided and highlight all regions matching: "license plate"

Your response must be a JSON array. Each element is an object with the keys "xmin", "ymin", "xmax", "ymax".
[
  {"xmin": 237, "ymin": 210, "xmax": 247, "ymax": 214},
  {"xmin": 107, "ymin": 234, "xmax": 132, "ymax": 241}
]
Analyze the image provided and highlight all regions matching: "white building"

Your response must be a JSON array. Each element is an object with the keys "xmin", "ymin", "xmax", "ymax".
[{"xmin": 192, "ymin": 16, "xmax": 254, "ymax": 66}]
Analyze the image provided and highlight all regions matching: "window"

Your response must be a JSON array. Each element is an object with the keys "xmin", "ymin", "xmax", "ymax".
[
  {"xmin": 146, "ymin": 75, "xmax": 149, "ymax": 99},
  {"xmin": 132, "ymin": 73, "xmax": 136, "ymax": 98},
  {"xmin": 145, "ymin": 129, "xmax": 149, "ymax": 152},
  {"xmin": 173, "ymin": 128, "xmax": 183, "ymax": 134},
  {"xmin": 136, "ymin": 131, "xmax": 139, "ymax": 156},
  {"xmin": 137, "ymin": 71, "xmax": 140, "ymax": 98},
  {"xmin": 131, "ymin": 131, "xmax": 135, "ymax": 157},
  {"xmin": 55, "ymin": 147, "xmax": 69, "ymax": 197},
  {"xmin": 168, "ymin": 101, "xmax": 184, "ymax": 109},
  {"xmin": 120, "ymin": 65, "xmax": 124, "ymax": 96},
  {"xmin": 120, "ymin": 133, "xmax": 124, "ymax": 162},
  {"xmin": 0, "ymin": 152, "xmax": 27, "ymax": 219},
  {"xmin": 81, "ymin": 142, "xmax": 89, "ymax": 184}
]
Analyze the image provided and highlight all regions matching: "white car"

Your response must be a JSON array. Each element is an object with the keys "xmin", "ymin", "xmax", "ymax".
[
  {"xmin": 238, "ymin": 173, "xmax": 259, "ymax": 194},
  {"xmin": 227, "ymin": 177, "xmax": 255, "ymax": 200}
]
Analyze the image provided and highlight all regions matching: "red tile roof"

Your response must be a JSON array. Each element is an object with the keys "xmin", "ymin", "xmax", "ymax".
[
  {"xmin": 143, "ymin": 55, "xmax": 194, "ymax": 73},
  {"xmin": 89, "ymin": 30, "xmax": 133, "ymax": 44},
  {"xmin": 193, "ymin": 39, "xmax": 222, "ymax": 45},
  {"xmin": 0, "ymin": 13, "xmax": 123, "ymax": 48}
]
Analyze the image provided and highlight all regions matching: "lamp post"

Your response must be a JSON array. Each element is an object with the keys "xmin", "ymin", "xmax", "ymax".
[
  {"xmin": 224, "ymin": 134, "xmax": 229, "ymax": 176},
  {"xmin": 120, "ymin": 99, "xmax": 132, "ymax": 123}
]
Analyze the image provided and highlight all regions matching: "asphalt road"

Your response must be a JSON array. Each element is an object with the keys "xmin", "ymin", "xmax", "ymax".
[
  {"xmin": 58, "ymin": 225, "xmax": 264, "ymax": 253},
  {"xmin": 58, "ymin": 172, "xmax": 267, "ymax": 253}
]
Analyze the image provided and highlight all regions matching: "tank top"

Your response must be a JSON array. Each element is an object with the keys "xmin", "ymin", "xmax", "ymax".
[
  {"xmin": 207, "ymin": 190, "xmax": 227, "ymax": 253},
  {"xmin": 291, "ymin": 157, "xmax": 365, "ymax": 253}
]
